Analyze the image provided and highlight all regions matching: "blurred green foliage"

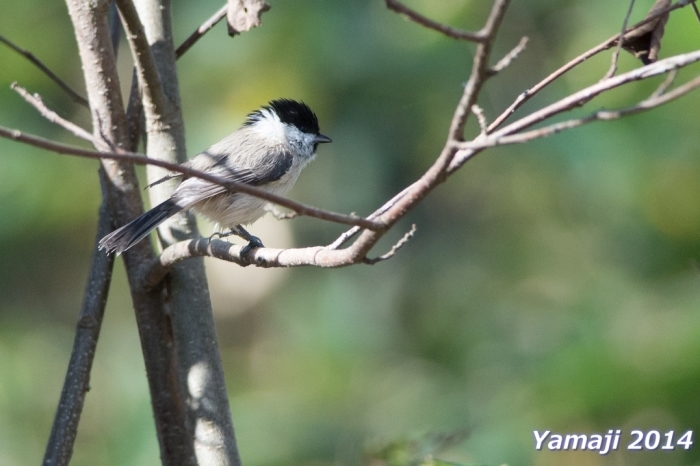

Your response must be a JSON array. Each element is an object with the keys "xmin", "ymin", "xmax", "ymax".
[{"xmin": 2, "ymin": 0, "xmax": 700, "ymax": 465}]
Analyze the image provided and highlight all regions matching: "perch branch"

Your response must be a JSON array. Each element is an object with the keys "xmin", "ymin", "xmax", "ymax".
[
  {"xmin": 33, "ymin": 0, "xmax": 697, "ymax": 282},
  {"xmin": 144, "ymin": 54, "xmax": 700, "ymax": 277}
]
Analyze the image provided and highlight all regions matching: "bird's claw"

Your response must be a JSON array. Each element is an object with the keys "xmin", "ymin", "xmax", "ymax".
[{"xmin": 240, "ymin": 236, "xmax": 264, "ymax": 257}]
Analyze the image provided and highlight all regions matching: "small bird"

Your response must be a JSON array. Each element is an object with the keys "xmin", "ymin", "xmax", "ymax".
[{"xmin": 99, "ymin": 99, "xmax": 332, "ymax": 255}]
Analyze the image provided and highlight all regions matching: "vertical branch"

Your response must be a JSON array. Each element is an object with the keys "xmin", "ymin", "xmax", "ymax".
[
  {"xmin": 63, "ymin": 1, "xmax": 196, "ymax": 464},
  {"xmin": 605, "ymin": 0, "xmax": 636, "ymax": 78},
  {"xmin": 126, "ymin": 0, "xmax": 241, "ymax": 464},
  {"xmin": 42, "ymin": 196, "xmax": 115, "ymax": 466}
]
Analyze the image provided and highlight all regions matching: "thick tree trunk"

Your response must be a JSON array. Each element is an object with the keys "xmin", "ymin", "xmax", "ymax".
[{"xmin": 63, "ymin": 1, "xmax": 238, "ymax": 464}]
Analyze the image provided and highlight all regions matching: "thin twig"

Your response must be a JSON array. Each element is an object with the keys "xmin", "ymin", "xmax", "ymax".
[
  {"xmin": 176, "ymin": 4, "xmax": 228, "ymax": 58},
  {"xmin": 12, "ymin": 83, "xmax": 94, "ymax": 142},
  {"xmin": 364, "ymin": 224, "xmax": 417, "ymax": 264},
  {"xmin": 693, "ymin": 1, "xmax": 700, "ymax": 21},
  {"xmin": 384, "ymin": 0, "xmax": 486, "ymax": 42},
  {"xmin": 651, "ymin": 69, "xmax": 677, "ymax": 98},
  {"xmin": 0, "ymin": 34, "xmax": 89, "ymax": 107},
  {"xmin": 605, "ymin": 0, "xmax": 637, "ymax": 79},
  {"xmin": 472, "ymin": 105, "xmax": 489, "ymax": 135},
  {"xmin": 0, "ymin": 125, "xmax": 384, "ymax": 231},
  {"xmin": 326, "ymin": 184, "xmax": 414, "ymax": 250},
  {"xmin": 490, "ymin": 36, "xmax": 529, "ymax": 75}
]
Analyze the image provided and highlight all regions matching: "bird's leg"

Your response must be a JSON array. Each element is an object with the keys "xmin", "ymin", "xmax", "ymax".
[{"xmin": 231, "ymin": 225, "xmax": 264, "ymax": 256}]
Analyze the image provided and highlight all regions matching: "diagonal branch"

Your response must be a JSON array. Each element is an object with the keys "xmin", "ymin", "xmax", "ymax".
[
  {"xmin": 450, "ymin": 54, "xmax": 700, "ymax": 171},
  {"xmin": 0, "ymin": 125, "xmax": 384, "ymax": 231},
  {"xmin": 490, "ymin": 36, "xmax": 529, "ymax": 75},
  {"xmin": 364, "ymin": 224, "xmax": 417, "ymax": 264},
  {"xmin": 492, "ymin": 50, "xmax": 700, "ymax": 140},
  {"xmin": 142, "ymin": 63, "xmax": 700, "ymax": 276},
  {"xmin": 0, "ymin": 34, "xmax": 89, "ymax": 107},
  {"xmin": 384, "ymin": 0, "xmax": 486, "ymax": 42},
  {"xmin": 175, "ymin": 3, "xmax": 228, "ymax": 58},
  {"xmin": 465, "ymin": 73, "xmax": 700, "ymax": 150},
  {"xmin": 12, "ymin": 83, "xmax": 94, "ymax": 143},
  {"xmin": 487, "ymin": 0, "xmax": 695, "ymax": 132}
]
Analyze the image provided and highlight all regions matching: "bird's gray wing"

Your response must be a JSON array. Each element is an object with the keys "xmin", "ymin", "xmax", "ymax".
[
  {"xmin": 171, "ymin": 150, "xmax": 294, "ymax": 207},
  {"xmin": 144, "ymin": 148, "xmax": 228, "ymax": 189}
]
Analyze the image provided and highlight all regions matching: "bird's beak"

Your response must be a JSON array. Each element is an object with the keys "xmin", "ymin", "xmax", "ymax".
[{"xmin": 315, "ymin": 134, "xmax": 332, "ymax": 144}]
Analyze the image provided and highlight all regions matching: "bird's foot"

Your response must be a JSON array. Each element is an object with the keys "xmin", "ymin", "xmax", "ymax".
[{"xmin": 232, "ymin": 225, "xmax": 264, "ymax": 257}]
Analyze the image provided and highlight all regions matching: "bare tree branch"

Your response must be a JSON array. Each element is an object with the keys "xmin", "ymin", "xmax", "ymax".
[
  {"xmin": 42, "ymin": 192, "xmax": 115, "ymax": 466},
  {"xmin": 143, "ymin": 0, "xmax": 513, "ymax": 277},
  {"xmin": 469, "ymin": 73, "xmax": 700, "ymax": 149},
  {"xmin": 0, "ymin": 34, "xmax": 89, "ymax": 107},
  {"xmin": 144, "ymin": 236, "xmax": 365, "ymax": 287},
  {"xmin": 472, "ymin": 104, "xmax": 489, "ymax": 136},
  {"xmin": 447, "ymin": 0, "xmax": 510, "ymax": 143},
  {"xmin": 115, "ymin": 0, "xmax": 169, "ymax": 119},
  {"xmin": 490, "ymin": 36, "xmax": 529, "ymax": 75},
  {"xmin": 693, "ymin": 1, "xmax": 700, "ymax": 20},
  {"xmin": 384, "ymin": 0, "xmax": 486, "ymax": 42},
  {"xmin": 487, "ymin": 0, "xmax": 695, "ymax": 133},
  {"xmin": 143, "ymin": 61, "xmax": 700, "ymax": 275},
  {"xmin": 605, "ymin": 0, "xmax": 637, "ymax": 79},
  {"xmin": 0, "ymin": 125, "xmax": 383, "ymax": 231},
  {"xmin": 450, "ymin": 58, "xmax": 700, "ymax": 172},
  {"xmin": 650, "ymin": 68, "xmax": 677, "ymax": 98},
  {"xmin": 364, "ymin": 224, "xmax": 417, "ymax": 265},
  {"xmin": 11, "ymin": 83, "xmax": 94, "ymax": 143},
  {"xmin": 176, "ymin": 4, "xmax": 228, "ymax": 58},
  {"xmin": 128, "ymin": 0, "xmax": 244, "ymax": 463},
  {"xmin": 491, "ymin": 50, "xmax": 700, "ymax": 140}
]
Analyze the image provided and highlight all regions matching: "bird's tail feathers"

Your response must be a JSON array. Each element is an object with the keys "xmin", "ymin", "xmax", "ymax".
[{"xmin": 99, "ymin": 200, "xmax": 182, "ymax": 255}]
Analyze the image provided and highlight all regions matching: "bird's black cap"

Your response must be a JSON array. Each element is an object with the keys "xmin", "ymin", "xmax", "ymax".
[{"xmin": 245, "ymin": 99, "xmax": 321, "ymax": 135}]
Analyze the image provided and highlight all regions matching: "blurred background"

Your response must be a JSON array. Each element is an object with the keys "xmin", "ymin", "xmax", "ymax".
[{"xmin": 2, "ymin": 0, "xmax": 700, "ymax": 465}]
